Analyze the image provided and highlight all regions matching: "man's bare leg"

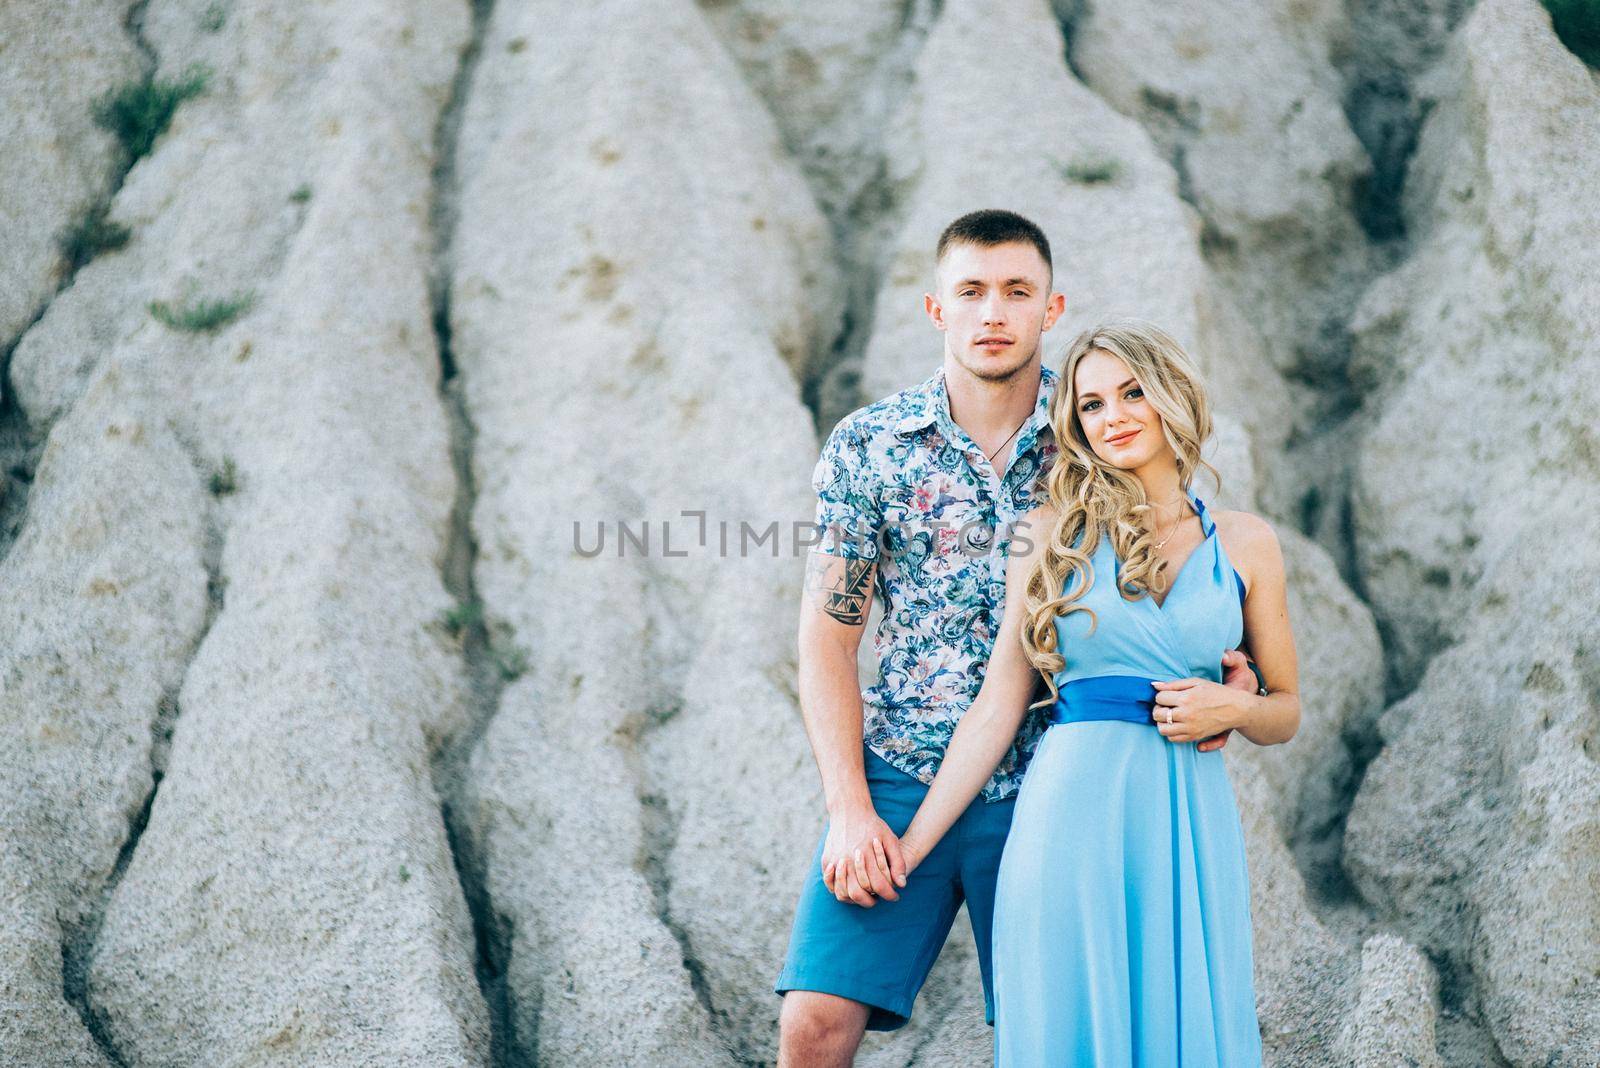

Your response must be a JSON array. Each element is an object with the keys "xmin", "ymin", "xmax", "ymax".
[{"xmin": 778, "ymin": 991, "xmax": 873, "ymax": 1068}]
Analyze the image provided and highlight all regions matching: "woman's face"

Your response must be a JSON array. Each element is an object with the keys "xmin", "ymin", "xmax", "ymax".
[{"xmin": 1073, "ymin": 349, "xmax": 1167, "ymax": 469}]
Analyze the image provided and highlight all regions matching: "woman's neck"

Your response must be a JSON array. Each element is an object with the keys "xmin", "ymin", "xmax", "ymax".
[{"xmin": 1134, "ymin": 461, "xmax": 1186, "ymax": 513}]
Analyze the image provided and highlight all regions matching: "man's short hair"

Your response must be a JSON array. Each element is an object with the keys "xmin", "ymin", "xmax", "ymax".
[{"xmin": 935, "ymin": 209, "xmax": 1053, "ymax": 286}]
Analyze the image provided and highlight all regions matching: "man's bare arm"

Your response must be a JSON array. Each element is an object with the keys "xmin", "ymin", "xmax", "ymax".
[
  {"xmin": 812, "ymin": 553, "xmax": 874, "ymax": 627},
  {"xmin": 797, "ymin": 551, "xmax": 906, "ymax": 906}
]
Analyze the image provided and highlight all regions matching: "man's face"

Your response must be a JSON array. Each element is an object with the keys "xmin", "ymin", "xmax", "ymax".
[{"xmin": 925, "ymin": 240, "xmax": 1065, "ymax": 382}]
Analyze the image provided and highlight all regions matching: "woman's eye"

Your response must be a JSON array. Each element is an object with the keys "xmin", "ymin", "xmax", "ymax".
[
  {"xmin": 1126, "ymin": 387, "xmax": 1143, "ymax": 399},
  {"xmin": 1080, "ymin": 400, "xmax": 1100, "ymax": 412}
]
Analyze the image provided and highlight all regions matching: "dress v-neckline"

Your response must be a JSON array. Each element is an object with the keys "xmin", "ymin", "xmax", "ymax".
[
  {"xmin": 1149, "ymin": 533, "xmax": 1208, "ymax": 612},
  {"xmin": 1128, "ymin": 490, "xmax": 1212, "ymax": 614}
]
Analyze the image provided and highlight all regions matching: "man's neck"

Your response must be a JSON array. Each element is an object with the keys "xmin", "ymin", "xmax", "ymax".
[{"xmin": 943, "ymin": 354, "xmax": 1043, "ymax": 441}]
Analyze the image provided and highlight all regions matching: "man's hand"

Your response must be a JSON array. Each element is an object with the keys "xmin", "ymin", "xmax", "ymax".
[
  {"xmin": 1193, "ymin": 649, "xmax": 1257, "ymax": 752},
  {"xmin": 820, "ymin": 803, "xmax": 908, "ymax": 908},
  {"xmin": 1222, "ymin": 648, "xmax": 1261, "ymax": 694}
]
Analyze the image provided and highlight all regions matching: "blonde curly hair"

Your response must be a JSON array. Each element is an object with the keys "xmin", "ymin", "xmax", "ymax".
[{"xmin": 1020, "ymin": 319, "xmax": 1222, "ymax": 709}]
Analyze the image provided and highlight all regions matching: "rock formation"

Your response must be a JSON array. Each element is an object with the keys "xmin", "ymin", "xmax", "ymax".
[{"xmin": 0, "ymin": 0, "xmax": 1593, "ymax": 1064}]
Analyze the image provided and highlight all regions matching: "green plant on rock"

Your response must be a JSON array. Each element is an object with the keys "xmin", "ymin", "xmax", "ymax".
[
  {"xmin": 92, "ymin": 64, "xmax": 211, "ymax": 162},
  {"xmin": 1061, "ymin": 156, "xmax": 1123, "ymax": 185},
  {"xmin": 209, "ymin": 456, "xmax": 238, "ymax": 496},
  {"xmin": 149, "ymin": 289, "xmax": 257, "ymax": 333},
  {"xmin": 494, "ymin": 641, "xmax": 530, "ymax": 682},
  {"xmin": 440, "ymin": 598, "xmax": 483, "ymax": 639},
  {"xmin": 59, "ymin": 202, "xmax": 131, "ymax": 270}
]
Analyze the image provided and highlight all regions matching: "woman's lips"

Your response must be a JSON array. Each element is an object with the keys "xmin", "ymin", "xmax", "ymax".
[{"xmin": 1105, "ymin": 429, "xmax": 1140, "ymax": 446}]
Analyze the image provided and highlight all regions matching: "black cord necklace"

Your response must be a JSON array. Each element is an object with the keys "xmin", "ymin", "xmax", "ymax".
[{"xmin": 983, "ymin": 414, "xmax": 1030, "ymax": 465}]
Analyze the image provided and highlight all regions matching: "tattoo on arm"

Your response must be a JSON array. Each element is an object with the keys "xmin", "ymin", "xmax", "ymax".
[{"xmin": 805, "ymin": 554, "xmax": 874, "ymax": 626}]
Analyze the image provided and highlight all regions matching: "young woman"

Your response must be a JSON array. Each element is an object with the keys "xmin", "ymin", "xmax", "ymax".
[{"xmin": 895, "ymin": 319, "xmax": 1300, "ymax": 1066}]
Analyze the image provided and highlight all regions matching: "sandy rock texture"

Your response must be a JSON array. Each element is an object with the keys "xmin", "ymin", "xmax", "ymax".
[
  {"xmin": 1341, "ymin": 1, "xmax": 1600, "ymax": 1064},
  {"xmin": 445, "ymin": 0, "xmax": 834, "ymax": 1063},
  {"xmin": 1, "ymin": 0, "xmax": 1594, "ymax": 1064},
  {"xmin": 1069, "ymin": 0, "xmax": 1375, "ymax": 386},
  {"xmin": 0, "ymin": 0, "xmax": 142, "ymax": 361},
  {"xmin": 4, "ymin": 0, "xmax": 488, "ymax": 1064}
]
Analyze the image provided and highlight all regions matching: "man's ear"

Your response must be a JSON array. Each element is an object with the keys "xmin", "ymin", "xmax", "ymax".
[
  {"xmin": 924, "ymin": 292, "xmax": 946, "ymax": 330},
  {"xmin": 1043, "ymin": 291, "xmax": 1066, "ymax": 330}
]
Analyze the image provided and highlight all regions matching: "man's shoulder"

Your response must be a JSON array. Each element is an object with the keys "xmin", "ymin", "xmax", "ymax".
[{"xmin": 824, "ymin": 375, "xmax": 935, "ymax": 450}]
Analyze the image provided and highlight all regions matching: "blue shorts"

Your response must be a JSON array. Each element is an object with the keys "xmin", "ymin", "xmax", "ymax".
[{"xmin": 774, "ymin": 747, "xmax": 1016, "ymax": 1030}]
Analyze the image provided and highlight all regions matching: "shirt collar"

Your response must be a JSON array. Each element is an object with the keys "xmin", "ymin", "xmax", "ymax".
[{"xmin": 894, "ymin": 363, "xmax": 1059, "ymax": 446}]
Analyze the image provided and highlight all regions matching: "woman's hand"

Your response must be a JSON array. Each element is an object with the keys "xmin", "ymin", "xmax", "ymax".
[
  {"xmin": 1150, "ymin": 677, "xmax": 1250, "ymax": 745},
  {"xmin": 820, "ymin": 803, "xmax": 906, "ymax": 907}
]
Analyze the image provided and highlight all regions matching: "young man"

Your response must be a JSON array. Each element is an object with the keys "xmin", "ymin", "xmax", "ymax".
[{"xmin": 773, "ymin": 209, "xmax": 1262, "ymax": 1066}]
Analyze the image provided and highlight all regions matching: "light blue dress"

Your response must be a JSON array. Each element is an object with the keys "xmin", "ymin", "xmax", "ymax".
[{"xmin": 991, "ymin": 489, "xmax": 1263, "ymax": 1066}]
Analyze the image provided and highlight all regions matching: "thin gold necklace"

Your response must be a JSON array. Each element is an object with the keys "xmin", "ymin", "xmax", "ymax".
[{"xmin": 1148, "ymin": 495, "xmax": 1189, "ymax": 549}]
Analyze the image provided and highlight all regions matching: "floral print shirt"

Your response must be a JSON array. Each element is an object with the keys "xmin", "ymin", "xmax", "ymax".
[{"xmin": 811, "ymin": 364, "xmax": 1060, "ymax": 801}]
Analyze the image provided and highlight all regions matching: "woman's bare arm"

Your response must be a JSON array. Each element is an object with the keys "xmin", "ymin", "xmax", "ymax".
[
  {"xmin": 1133, "ymin": 509, "xmax": 1303, "ymax": 746},
  {"xmin": 897, "ymin": 505, "xmax": 1055, "ymax": 871}
]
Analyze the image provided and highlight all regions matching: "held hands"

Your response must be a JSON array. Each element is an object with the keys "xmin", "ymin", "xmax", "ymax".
[
  {"xmin": 1153, "ymin": 649, "xmax": 1260, "ymax": 748},
  {"xmin": 820, "ymin": 803, "xmax": 908, "ymax": 908}
]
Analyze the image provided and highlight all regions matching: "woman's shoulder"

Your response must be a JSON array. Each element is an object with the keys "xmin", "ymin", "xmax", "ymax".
[
  {"xmin": 1008, "ymin": 501, "xmax": 1061, "ymax": 563},
  {"xmin": 1211, "ymin": 507, "xmax": 1284, "ymax": 575},
  {"xmin": 1211, "ymin": 506, "xmax": 1275, "ymax": 539},
  {"xmin": 1021, "ymin": 500, "xmax": 1059, "ymax": 527}
]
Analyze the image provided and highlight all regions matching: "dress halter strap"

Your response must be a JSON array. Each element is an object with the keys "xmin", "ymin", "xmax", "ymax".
[
  {"xmin": 1186, "ymin": 488, "xmax": 1216, "ymax": 538},
  {"xmin": 1189, "ymin": 490, "xmax": 1248, "ymax": 612}
]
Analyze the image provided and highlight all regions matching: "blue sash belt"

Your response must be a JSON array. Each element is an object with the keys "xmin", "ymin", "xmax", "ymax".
[{"xmin": 1046, "ymin": 674, "xmax": 1168, "ymax": 726}]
